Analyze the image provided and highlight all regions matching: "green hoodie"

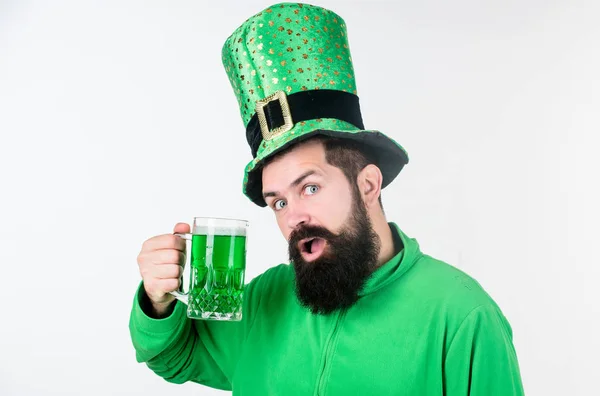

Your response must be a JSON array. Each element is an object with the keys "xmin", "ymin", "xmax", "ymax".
[{"xmin": 129, "ymin": 224, "xmax": 524, "ymax": 395}]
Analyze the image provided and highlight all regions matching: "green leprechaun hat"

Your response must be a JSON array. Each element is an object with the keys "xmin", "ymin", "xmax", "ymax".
[{"xmin": 222, "ymin": 2, "xmax": 409, "ymax": 207}]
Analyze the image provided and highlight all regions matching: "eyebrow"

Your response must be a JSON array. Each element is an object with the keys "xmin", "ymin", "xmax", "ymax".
[{"xmin": 263, "ymin": 170, "xmax": 318, "ymax": 199}]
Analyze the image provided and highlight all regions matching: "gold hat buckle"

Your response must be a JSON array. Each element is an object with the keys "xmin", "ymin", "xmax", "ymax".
[{"xmin": 255, "ymin": 90, "xmax": 294, "ymax": 141}]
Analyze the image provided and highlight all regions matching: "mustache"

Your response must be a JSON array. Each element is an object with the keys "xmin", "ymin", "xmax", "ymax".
[{"xmin": 288, "ymin": 224, "xmax": 338, "ymax": 246}]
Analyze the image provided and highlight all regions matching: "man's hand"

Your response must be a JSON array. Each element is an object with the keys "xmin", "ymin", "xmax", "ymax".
[{"xmin": 137, "ymin": 222, "xmax": 190, "ymax": 317}]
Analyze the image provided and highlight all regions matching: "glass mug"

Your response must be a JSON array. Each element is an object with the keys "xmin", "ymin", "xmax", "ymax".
[{"xmin": 170, "ymin": 217, "xmax": 248, "ymax": 321}]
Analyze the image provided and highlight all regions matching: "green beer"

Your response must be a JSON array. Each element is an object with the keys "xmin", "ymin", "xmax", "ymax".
[{"xmin": 188, "ymin": 227, "xmax": 246, "ymax": 320}]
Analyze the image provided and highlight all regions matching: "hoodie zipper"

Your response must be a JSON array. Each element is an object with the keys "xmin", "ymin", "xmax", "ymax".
[{"xmin": 315, "ymin": 309, "xmax": 347, "ymax": 396}]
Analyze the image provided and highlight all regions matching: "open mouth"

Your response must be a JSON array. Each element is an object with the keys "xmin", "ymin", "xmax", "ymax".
[{"xmin": 298, "ymin": 237, "xmax": 327, "ymax": 261}]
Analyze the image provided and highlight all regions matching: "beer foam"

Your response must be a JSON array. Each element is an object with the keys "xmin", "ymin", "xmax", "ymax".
[{"xmin": 193, "ymin": 225, "xmax": 247, "ymax": 236}]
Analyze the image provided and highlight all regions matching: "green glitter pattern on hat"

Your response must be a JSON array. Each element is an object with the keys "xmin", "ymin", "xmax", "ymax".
[{"xmin": 222, "ymin": 3, "xmax": 409, "ymax": 206}]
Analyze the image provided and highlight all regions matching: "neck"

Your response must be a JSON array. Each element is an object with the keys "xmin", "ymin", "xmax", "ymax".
[{"xmin": 371, "ymin": 213, "xmax": 396, "ymax": 269}]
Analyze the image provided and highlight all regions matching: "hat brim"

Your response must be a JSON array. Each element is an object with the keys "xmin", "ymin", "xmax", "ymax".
[{"xmin": 244, "ymin": 128, "xmax": 409, "ymax": 207}]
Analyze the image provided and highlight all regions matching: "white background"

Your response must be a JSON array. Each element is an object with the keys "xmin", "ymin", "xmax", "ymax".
[{"xmin": 1, "ymin": 0, "xmax": 598, "ymax": 395}]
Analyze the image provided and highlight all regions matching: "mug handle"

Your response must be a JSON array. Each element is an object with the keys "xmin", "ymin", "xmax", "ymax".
[{"xmin": 168, "ymin": 232, "xmax": 192, "ymax": 305}]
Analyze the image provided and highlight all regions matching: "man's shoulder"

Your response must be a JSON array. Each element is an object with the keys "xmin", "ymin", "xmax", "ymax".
[
  {"xmin": 243, "ymin": 263, "xmax": 297, "ymax": 313},
  {"xmin": 406, "ymin": 253, "xmax": 500, "ymax": 316},
  {"xmin": 246, "ymin": 262, "xmax": 294, "ymax": 292}
]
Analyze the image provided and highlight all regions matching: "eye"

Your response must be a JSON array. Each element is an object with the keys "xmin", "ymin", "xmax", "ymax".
[
  {"xmin": 274, "ymin": 199, "xmax": 287, "ymax": 211},
  {"xmin": 304, "ymin": 184, "xmax": 319, "ymax": 195}
]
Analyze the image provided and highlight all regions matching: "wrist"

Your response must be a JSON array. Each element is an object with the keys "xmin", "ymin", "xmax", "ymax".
[
  {"xmin": 150, "ymin": 299, "xmax": 177, "ymax": 319},
  {"xmin": 139, "ymin": 288, "xmax": 177, "ymax": 319}
]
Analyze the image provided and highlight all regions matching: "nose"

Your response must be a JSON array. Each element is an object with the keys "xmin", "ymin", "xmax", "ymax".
[{"xmin": 286, "ymin": 199, "xmax": 311, "ymax": 231}]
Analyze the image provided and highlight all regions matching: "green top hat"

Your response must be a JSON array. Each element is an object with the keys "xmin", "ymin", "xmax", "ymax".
[{"xmin": 222, "ymin": 2, "xmax": 409, "ymax": 207}]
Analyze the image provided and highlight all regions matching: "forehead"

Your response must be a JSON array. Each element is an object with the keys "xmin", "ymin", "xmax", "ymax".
[{"xmin": 262, "ymin": 140, "xmax": 329, "ymax": 185}]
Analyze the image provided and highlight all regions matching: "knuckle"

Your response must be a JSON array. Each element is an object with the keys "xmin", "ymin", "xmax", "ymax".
[
  {"xmin": 139, "ymin": 265, "xmax": 153, "ymax": 281},
  {"xmin": 143, "ymin": 234, "xmax": 176, "ymax": 252},
  {"xmin": 166, "ymin": 250, "xmax": 180, "ymax": 264},
  {"xmin": 170, "ymin": 264, "xmax": 182, "ymax": 278},
  {"xmin": 138, "ymin": 264, "xmax": 147, "ymax": 277},
  {"xmin": 137, "ymin": 251, "xmax": 152, "ymax": 266},
  {"xmin": 141, "ymin": 238, "xmax": 153, "ymax": 251},
  {"xmin": 144, "ymin": 253, "xmax": 156, "ymax": 266},
  {"xmin": 163, "ymin": 278, "xmax": 179, "ymax": 292},
  {"xmin": 137, "ymin": 255, "xmax": 148, "ymax": 272},
  {"xmin": 144, "ymin": 278, "xmax": 157, "ymax": 292},
  {"xmin": 167, "ymin": 235, "xmax": 179, "ymax": 249}
]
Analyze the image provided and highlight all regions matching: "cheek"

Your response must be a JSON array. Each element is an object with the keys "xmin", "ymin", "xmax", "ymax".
[
  {"xmin": 276, "ymin": 214, "xmax": 291, "ymax": 241},
  {"xmin": 315, "ymin": 186, "xmax": 353, "ymax": 230}
]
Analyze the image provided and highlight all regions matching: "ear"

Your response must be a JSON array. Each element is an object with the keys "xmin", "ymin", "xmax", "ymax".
[{"xmin": 357, "ymin": 164, "xmax": 383, "ymax": 208}]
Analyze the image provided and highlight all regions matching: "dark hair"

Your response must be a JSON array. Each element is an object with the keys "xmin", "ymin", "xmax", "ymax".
[{"xmin": 264, "ymin": 134, "xmax": 384, "ymax": 208}]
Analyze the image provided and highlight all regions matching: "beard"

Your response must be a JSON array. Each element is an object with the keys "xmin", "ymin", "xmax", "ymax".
[{"xmin": 288, "ymin": 188, "xmax": 381, "ymax": 315}]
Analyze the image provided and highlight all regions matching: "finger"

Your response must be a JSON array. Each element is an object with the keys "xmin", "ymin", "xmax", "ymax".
[
  {"xmin": 142, "ymin": 234, "xmax": 186, "ymax": 253},
  {"xmin": 157, "ymin": 278, "xmax": 180, "ymax": 294},
  {"xmin": 152, "ymin": 250, "xmax": 186, "ymax": 266},
  {"xmin": 153, "ymin": 263, "xmax": 183, "ymax": 280},
  {"xmin": 137, "ymin": 250, "xmax": 185, "ymax": 270},
  {"xmin": 147, "ymin": 278, "xmax": 180, "ymax": 296},
  {"xmin": 173, "ymin": 222, "xmax": 191, "ymax": 234}
]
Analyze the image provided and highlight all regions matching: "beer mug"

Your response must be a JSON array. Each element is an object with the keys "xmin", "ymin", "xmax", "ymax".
[{"xmin": 170, "ymin": 217, "xmax": 248, "ymax": 321}]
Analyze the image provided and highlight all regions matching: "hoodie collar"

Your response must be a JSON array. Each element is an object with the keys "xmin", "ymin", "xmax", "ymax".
[{"xmin": 359, "ymin": 223, "xmax": 422, "ymax": 296}]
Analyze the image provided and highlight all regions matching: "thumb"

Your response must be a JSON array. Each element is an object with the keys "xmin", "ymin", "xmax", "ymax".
[{"xmin": 173, "ymin": 222, "xmax": 191, "ymax": 234}]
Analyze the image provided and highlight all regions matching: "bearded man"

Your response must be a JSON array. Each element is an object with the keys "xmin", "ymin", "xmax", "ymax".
[{"xmin": 129, "ymin": 3, "xmax": 524, "ymax": 395}]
